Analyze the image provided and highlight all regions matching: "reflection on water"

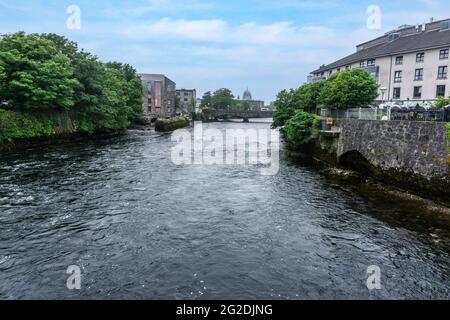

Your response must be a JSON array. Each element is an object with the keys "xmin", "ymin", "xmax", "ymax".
[{"xmin": 0, "ymin": 122, "xmax": 449, "ymax": 299}]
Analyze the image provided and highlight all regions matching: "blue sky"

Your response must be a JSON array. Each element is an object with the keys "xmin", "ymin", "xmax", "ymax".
[{"xmin": 1, "ymin": 0, "xmax": 449, "ymax": 103}]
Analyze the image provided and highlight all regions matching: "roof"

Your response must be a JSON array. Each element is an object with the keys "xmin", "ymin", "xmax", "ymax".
[{"xmin": 311, "ymin": 27, "xmax": 450, "ymax": 74}]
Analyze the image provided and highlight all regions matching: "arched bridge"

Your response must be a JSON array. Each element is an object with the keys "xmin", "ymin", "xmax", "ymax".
[{"xmin": 208, "ymin": 110, "xmax": 274, "ymax": 122}]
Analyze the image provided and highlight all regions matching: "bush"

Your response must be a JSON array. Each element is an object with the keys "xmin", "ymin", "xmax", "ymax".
[
  {"xmin": 284, "ymin": 111, "xmax": 320, "ymax": 148},
  {"xmin": 433, "ymin": 96, "xmax": 450, "ymax": 109},
  {"xmin": 0, "ymin": 109, "xmax": 53, "ymax": 142}
]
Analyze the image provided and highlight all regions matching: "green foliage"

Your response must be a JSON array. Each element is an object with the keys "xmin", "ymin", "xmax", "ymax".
[
  {"xmin": 272, "ymin": 81, "xmax": 325, "ymax": 128},
  {"xmin": 0, "ymin": 32, "xmax": 144, "ymax": 141},
  {"xmin": 433, "ymin": 96, "xmax": 450, "ymax": 109},
  {"xmin": 0, "ymin": 109, "xmax": 53, "ymax": 142},
  {"xmin": 272, "ymin": 89, "xmax": 301, "ymax": 128},
  {"xmin": 284, "ymin": 111, "xmax": 320, "ymax": 148},
  {"xmin": 0, "ymin": 32, "xmax": 78, "ymax": 111},
  {"xmin": 211, "ymin": 88, "xmax": 235, "ymax": 110},
  {"xmin": 200, "ymin": 91, "xmax": 212, "ymax": 111},
  {"xmin": 318, "ymin": 68, "xmax": 379, "ymax": 109}
]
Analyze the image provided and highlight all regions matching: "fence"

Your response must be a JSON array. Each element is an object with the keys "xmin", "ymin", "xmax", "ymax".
[{"xmin": 320, "ymin": 108, "xmax": 449, "ymax": 122}]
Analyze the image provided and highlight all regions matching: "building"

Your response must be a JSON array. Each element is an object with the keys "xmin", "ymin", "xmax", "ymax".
[
  {"xmin": 139, "ymin": 74, "xmax": 176, "ymax": 118},
  {"xmin": 176, "ymin": 89, "xmax": 196, "ymax": 114},
  {"xmin": 309, "ymin": 18, "xmax": 450, "ymax": 104},
  {"xmin": 241, "ymin": 88, "xmax": 265, "ymax": 111}
]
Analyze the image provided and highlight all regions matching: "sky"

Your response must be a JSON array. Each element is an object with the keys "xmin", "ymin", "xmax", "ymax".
[{"xmin": 1, "ymin": 0, "xmax": 449, "ymax": 103}]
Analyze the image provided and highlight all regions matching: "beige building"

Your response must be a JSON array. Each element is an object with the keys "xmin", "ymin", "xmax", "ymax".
[
  {"xmin": 309, "ymin": 19, "xmax": 450, "ymax": 105},
  {"xmin": 176, "ymin": 89, "xmax": 196, "ymax": 113}
]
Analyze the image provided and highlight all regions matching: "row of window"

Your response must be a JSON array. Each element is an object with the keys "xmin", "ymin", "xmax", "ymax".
[
  {"xmin": 321, "ymin": 48, "xmax": 450, "ymax": 78},
  {"xmin": 393, "ymin": 66, "xmax": 448, "ymax": 82},
  {"xmin": 392, "ymin": 85, "xmax": 446, "ymax": 99},
  {"xmin": 395, "ymin": 49, "xmax": 449, "ymax": 65}
]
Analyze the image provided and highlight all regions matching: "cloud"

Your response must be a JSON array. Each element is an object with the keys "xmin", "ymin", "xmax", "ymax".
[{"xmin": 120, "ymin": 18, "xmax": 338, "ymax": 47}]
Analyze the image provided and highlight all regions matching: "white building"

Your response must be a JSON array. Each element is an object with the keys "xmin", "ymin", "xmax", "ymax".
[{"xmin": 309, "ymin": 19, "xmax": 450, "ymax": 104}]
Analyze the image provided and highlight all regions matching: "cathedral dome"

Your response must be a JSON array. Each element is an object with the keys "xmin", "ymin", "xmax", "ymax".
[{"xmin": 242, "ymin": 88, "xmax": 252, "ymax": 101}]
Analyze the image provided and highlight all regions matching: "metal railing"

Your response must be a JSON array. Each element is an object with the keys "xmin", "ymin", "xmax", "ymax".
[{"xmin": 320, "ymin": 107, "xmax": 449, "ymax": 122}]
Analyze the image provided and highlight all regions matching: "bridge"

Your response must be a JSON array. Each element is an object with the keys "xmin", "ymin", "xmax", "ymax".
[{"xmin": 207, "ymin": 110, "xmax": 274, "ymax": 122}]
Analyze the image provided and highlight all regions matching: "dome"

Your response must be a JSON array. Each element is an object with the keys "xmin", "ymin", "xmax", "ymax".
[{"xmin": 242, "ymin": 88, "xmax": 252, "ymax": 101}]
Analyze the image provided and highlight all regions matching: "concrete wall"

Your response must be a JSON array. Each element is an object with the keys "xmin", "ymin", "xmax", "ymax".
[{"xmin": 337, "ymin": 120, "xmax": 449, "ymax": 179}]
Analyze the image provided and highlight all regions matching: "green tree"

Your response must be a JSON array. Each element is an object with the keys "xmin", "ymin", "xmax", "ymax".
[
  {"xmin": 211, "ymin": 88, "xmax": 235, "ymax": 110},
  {"xmin": 200, "ymin": 91, "xmax": 212, "ymax": 111},
  {"xmin": 272, "ymin": 89, "xmax": 302, "ymax": 127},
  {"xmin": 318, "ymin": 68, "xmax": 379, "ymax": 109},
  {"xmin": 106, "ymin": 62, "xmax": 144, "ymax": 122},
  {"xmin": 0, "ymin": 32, "xmax": 78, "ymax": 111},
  {"xmin": 284, "ymin": 111, "xmax": 320, "ymax": 148},
  {"xmin": 297, "ymin": 80, "xmax": 325, "ymax": 113}
]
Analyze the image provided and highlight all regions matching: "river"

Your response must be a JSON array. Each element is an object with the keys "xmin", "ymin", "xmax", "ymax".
[{"xmin": 0, "ymin": 121, "xmax": 449, "ymax": 299}]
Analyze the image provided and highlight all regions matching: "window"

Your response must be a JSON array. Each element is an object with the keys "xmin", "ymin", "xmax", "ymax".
[
  {"xmin": 414, "ymin": 68, "xmax": 424, "ymax": 81},
  {"xmin": 441, "ymin": 20, "xmax": 450, "ymax": 31},
  {"xmin": 337, "ymin": 68, "xmax": 341, "ymax": 72},
  {"xmin": 413, "ymin": 86, "xmax": 422, "ymax": 99},
  {"xmin": 395, "ymin": 56, "xmax": 403, "ymax": 65},
  {"xmin": 394, "ymin": 71, "xmax": 402, "ymax": 82},
  {"xmin": 345, "ymin": 66, "xmax": 350, "ymax": 70},
  {"xmin": 367, "ymin": 59, "xmax": 375, "ymax": 66},
  {"xmin": 184, "ymin": 98, "xmax": 188, "ymax": 102},
  {"xmin": 438, "ymin": 66, "xmax": 448, "ymax": 79},
  {"xmin": 360, "ymin": 61, "xmax": 366, "ymax": 67},
  {"xmin": 436, "ymin": 85, "xmax": 446, "ymax": 97},
  {"xmin": 440, "ymin": 49, "xmax": 449, "ymax": 59},
  {"xmin": 393, "ymin": 88, "xmax": 401, "ymax": 99},
  {"xmin": 416, "ymin": 52, "xmax": 425, "ymax": 62}
]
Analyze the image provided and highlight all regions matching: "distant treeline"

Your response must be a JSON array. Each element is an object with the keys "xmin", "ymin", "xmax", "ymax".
[{"xmin": 0, "ymin": 32, "xmax": 144, "ymax": 143}]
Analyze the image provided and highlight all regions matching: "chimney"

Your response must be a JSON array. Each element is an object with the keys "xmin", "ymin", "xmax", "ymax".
[{"xmin": 430, "ymin": 17, "xmax": 435, "ymax": 23}]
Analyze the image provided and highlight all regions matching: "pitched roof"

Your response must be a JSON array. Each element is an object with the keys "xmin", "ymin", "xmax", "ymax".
[{"xmin": 311, "ymin": 28, "xmax": 450, "ymax": 74}]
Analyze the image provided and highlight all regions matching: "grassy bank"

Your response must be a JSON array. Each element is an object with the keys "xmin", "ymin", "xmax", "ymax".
[{"xmin": 0, "ymin": 109, "xmax": 131, "ymax": 146}]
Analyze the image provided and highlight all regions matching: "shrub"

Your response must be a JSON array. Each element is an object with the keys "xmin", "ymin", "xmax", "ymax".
[{"xmin": 284, "ymin": 111, "xmax": 320, "ymax": 148}]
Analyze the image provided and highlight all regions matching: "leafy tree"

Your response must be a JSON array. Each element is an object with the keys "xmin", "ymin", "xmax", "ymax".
[
  {"xmin": 0, "ymin": 32, "xmax": 78, "ymax": 110},
  {"xmin": 272, "ymin": 89, "xmax": 303, "ymax": 127},
  {"xmin": 106, "ymin": 62, "xmax": 144, "ymax": 122},
  {"xmin": 200, "ymin": 91, "xmax": 212, "ymax": 111},
  {"xmin": 211, "ymin": 88, "xmax": 235, "ymax": 110},
  {"xmin": 318, "ymin": 68, "xmax": 378, "ymax": 109},
  {"xmin": 284, "ymin": 111, "xmax": 320, "ymax": 148},
  {"xmin": 297, "ymin": 80, "xmax": 325, "ymax": 113}
]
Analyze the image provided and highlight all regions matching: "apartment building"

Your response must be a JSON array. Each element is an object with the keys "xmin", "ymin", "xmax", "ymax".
[
  {"xmin": 309, "ymin": 18, "xmax": 450, "ymax": 104},
  {"xmin": 139, "ymin": 74, "xmax": 177, "ymax": 118},
  {"xmin": 176, "ymin": 89, "xmax": 196, "ymax": 113}
]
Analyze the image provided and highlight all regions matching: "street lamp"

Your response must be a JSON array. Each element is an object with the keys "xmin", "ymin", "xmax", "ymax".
[{"xmin": 380, "ymin": 87, "xmax": 387, "ymax": 104}]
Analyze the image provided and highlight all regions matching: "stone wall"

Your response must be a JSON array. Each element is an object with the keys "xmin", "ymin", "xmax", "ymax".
[
  {"xmin": 316, "ymin": 120, "xmax": 450, "ymax": 200},
  {"xmin": 337, "ymin": 120, "xmax": 449, "ymax": 179}
]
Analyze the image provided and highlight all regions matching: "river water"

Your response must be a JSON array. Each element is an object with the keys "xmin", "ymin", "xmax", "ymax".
[{"xmin": 0, "ymin": 121, "xmax": 449, "ymax": 299}]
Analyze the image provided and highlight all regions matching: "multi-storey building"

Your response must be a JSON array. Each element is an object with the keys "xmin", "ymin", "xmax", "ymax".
[
  {"xmin": 309, "ymin": 18, "xmax": 450, "ymax": 104},
  {"xmin": 139, "ymin": 74, "xmax": 176, "ymax": 118},
  {"xmin": 176, "ymin": 89, "xmax": 196, "ymax": 113},
  {"xmin": 241, "ymin": 88, "xmax": 265, "ymax": 111}
]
